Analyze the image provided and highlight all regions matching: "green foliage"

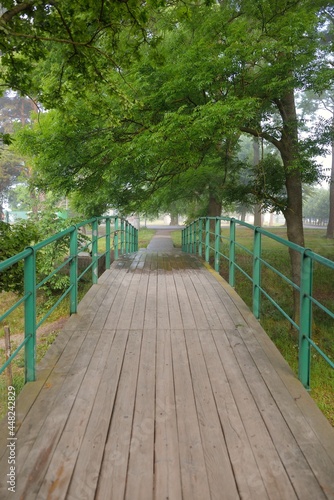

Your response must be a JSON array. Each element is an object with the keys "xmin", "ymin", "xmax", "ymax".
[
  {"xmin": 6, "ymin": 1, "xmax": 334, "ymax": 234},
  {"xmin": 0, "ymin": 199, "xmax": 90, "ymax": 302},
  {"xmin": 0, "ymin": 219, "xmax": 39, "ymax": 293}
]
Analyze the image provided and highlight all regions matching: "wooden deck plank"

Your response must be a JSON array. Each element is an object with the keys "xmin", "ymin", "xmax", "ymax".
[
  {"xmin": 187, "ymin": 270, "xmax": 225, "ymax": 329},
  {"xmin": 0, "ymin": 328, "xmax": 76, "ymax": 463},
  {"xmin": 36, "ymin": 329, "xmax": 116, "ymax": 499},
  {"xmin": 165, "ymin": 273, "xmax": 183, "ymax": 329},
  {"xmin": 104, "ymin": 270, "xmax": 135, "ymax": 329},
  {"xmin": 1, "ymin": 247, "xmax": 333, "ymax": 500},
  {"xmin": 125, "ymin": 328, "xmax": 156, "ymax": 499},
  {"xmin": 197, "ymin": 328, "xmax": 269, "ymax": 499},
  {"xmin": 225, "ymin": 326, "xmax": 327, "ymax": 499},
  {"xmin": 144, "ymin": 272, "xmax": 157, "ymax": 330},
  {"xmin": 157, "ymin": 270, "xmax": 170, "ymax": 330},
  {"xmin": 116, "ymin": 272, "xmax": 142, "ymax": 329},
  {"xmin": 11, "ymin": 330, "xmax": 102, "ymax": 499},
  {"xmin": 212, "ymin": 327, "xmax": 299, "ymax": 499},
  {"xmin": 66, "ymin": 329, "xmax": 129, "ymax": 500},
  {"xmin": 180, "ymin": 273, "xmax": 210, "ymax": 330},
  {"xmin": 173, "ymin": 273, "xmax": 197, "ymax": 330},
  {"xmin": 130, "ymin": 272, "xmax": 149, "ymax": 329},
  {"xmin": 184, "ymin": 328, "xmax": 239, "ymax": 499},
  {"xmin": 0, "ymin": 329, "xmax": 87, "ymax": 493},
  {"xmin": 154, "ymin": 329, "xmax": 182, "ymax": 500},
  {"xmin": 170, "ymin": 328, "xmax": 212, "ymax": 499},
  {"xmin": 237, "ymin": 325, "xmax": 334, "ymax": 497},
  {"xmin": 95, "ymin": 330, "xmax": 142, "ymax": 500}
]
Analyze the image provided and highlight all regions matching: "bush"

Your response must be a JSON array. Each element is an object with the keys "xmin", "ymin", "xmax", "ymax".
[{"xmin": 0, "ymin": 220, "xmax": 40, "ymax": 294}]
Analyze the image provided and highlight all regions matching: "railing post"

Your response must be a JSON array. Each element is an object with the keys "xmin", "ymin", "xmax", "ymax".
[
  {"xmin": 121, "ymin": 219, "xmax": 125, "ymax": 254},
  {"xmin": 70, "ymin": 226, "xmax": 78, "ymax": 314},
  {"xmin": 205, "ymin": 218, "xmax": 210, "ymax": 262},
  {"xmin": 253, "ymin": 227, "xmax": 262, "ymax": 319},
  {"xmin": 24, "ymin": 248, "xmax": 36, "ymax": 382},
  {"xmin": 125, "ymin": 221, "xmax": 130, "ymax": 253},
  {"xmin": 134, "ymin": 227, "xmax": 138, "ymax": 251},
  {"xmin": 92, "ymin": 218, "xmax": 99, "ymax": 284},
  {"xmin": 114, "ymin": 217, "xmax": 119, "ymax": 259},
  {"xmin": 131, "ymin": 225, "xmax": 135, "ymax": 252},
  {"xmin": 299, "ymin": 250, "xmax": 313, "ymax": 390},
  {"xmin": 105, "ymin": 217, "xmax": 111, "ymax": 269},
  {"xmin": 215, "ymin": 218, "xmax": 220, "ymax": 272},
  {"xmin": 195, "ymin": 220, "xmax": 199, "ymax": 254},
  {"xmin": 229, "ymin": 218, "xmax": 236, "ymax": 287},
  {"xmin": 198, "ymin": 219, "xmax": 203, "ymax": 257},
  {"xmin": 194, "ymin": 220, "xmax": 198, "ymax": 254},
  {"xmin": 189, "ymin": 223, "xmax": 193, "ymax": 254}
]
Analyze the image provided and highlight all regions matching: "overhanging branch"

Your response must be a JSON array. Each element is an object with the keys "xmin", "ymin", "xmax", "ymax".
[{"xmin": 239, "ymin": 126, "xmax": 282, "ymax": 151}]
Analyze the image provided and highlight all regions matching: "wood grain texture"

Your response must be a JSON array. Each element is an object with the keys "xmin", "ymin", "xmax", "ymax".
[{"xmin": 1, "ymin": 246, "xmax": 333, "ymax": 500}]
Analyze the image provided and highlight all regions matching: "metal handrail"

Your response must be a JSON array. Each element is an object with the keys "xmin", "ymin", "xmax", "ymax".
[
  {"xmin": 182, "ymin": 216, "xmax": 334, "ymax": 390},
  {"xmin": 0, "ymin": 216, "xmax": 138, "ymax": 383}
]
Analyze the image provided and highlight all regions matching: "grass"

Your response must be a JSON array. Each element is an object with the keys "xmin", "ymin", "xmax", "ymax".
[
  {"xmin": 137, "ymin": 228, "xmax": 156, "ymax": 248},
  {"xmin": 173, "ymin": 226, "xmax": 334, "ymax": 425}
]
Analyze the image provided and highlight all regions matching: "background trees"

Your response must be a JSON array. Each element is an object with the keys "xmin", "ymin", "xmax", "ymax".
[{"xmin": 1, "ymin": 1, "xmax": 333, "ymax": 285}]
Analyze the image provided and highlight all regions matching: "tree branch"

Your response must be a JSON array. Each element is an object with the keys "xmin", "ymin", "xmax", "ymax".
[
  {"xmin": 239, "ymin": 126, "xmax": 282, "ymax": 151},
  {"xmin": 1, "ymin": 2, "xmax": 35, "ymax": 23}
]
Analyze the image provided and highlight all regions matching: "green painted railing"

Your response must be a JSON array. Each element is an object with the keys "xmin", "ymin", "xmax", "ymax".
[
  {"xmin": 0, "ymin": 216, "xmax": 138, "ymax": 383},
  {"xmin": 182, "ymin": 217, "xmax": 334, "ymax": 390}
]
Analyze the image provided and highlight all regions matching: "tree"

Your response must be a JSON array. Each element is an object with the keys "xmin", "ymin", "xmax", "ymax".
[
  {"xmin": 0, "ymin": 91, "xmax": 38, "ymax": 215},
  {"xmin": 303, "ymin": 187, "xmax": 330, "ymax": 223},
  {"xmin": 5, "ymin": 1, "xmax": 334, "ymax": 319}
]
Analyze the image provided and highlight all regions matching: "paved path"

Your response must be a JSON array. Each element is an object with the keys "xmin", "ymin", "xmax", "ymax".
[{"xmin": 146, "ymin": 229, "xmax": 178, "ymax": 251}]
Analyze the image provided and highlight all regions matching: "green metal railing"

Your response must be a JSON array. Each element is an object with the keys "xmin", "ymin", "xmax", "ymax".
[
  {"xmin": 0, "ymin": 216, "xmax": 138, "ymax": 383},
  {"xmin": 182, "ymin": 216, "xmax": 334, "ymax": 390}
]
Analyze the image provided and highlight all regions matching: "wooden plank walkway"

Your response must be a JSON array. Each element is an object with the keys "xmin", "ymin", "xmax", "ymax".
[{"xmin": 1, "ymin": 235, "xmax": 334, "ymax": 499}]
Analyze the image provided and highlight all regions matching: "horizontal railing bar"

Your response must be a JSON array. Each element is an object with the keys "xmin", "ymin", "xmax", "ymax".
[
  {"xmin": 259, "ymin": 286, "xmax": 299, "ymax": 330},
  {"xmin": 0, "ymin": 247, "xmax": 32, "ymax": 272},
  {"xmin": 0, "ymin": 335, "xmax": 31, "ymax": 376},
  {"xmin": 309, "ymin": 295, "xmax": 334, "ymax": 320},
  {"xmin": 233, "ymin": 262, "xmax": 253, "ymax": 283},
  {"xmin": 307, "ymin": 338, "xmax": 334, "ymax": 368},
  {"xmin": 260, "ymin": 258, "xmax": 298, "ymax": 291},
  {"xmin": 36, "ymin": 256, "xmax": 73, "ymax": 290},
  {"xmin": 0, "ymin": 292, "xmax": 30, "ymax": 323},
  {"xmin": 33, "ymin": 226, "xmax": 74, "ymax": 251},
  {"xmin": 36, "ymin": 285, "xmax": 73, "ymax": 329}
]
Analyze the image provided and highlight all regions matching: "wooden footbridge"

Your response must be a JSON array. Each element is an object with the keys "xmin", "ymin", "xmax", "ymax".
[{"xmin": 1, "ymin": 230, "xmax": 334, "ymax": 499}]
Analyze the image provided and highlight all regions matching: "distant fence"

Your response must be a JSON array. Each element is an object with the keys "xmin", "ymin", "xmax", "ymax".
[
  {"xmin": 182, "ymin": 217, "xmax": 334, "ymax": 390},
  {"xmin": 0, "ymin": 216, "xmax": 138, "ymax": 383}
]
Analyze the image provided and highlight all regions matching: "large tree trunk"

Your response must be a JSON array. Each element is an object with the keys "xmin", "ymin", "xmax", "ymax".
[
  {"xmin": 253, "ymin": 137, "xmax": 263, "ymax": 227},
  {"xmin": 208, "ymin": 195, "xmax": 222, "ymax": 218},
  {"xmin": 278, "ymin": 91, "xmax": 305, "ymax": 321},
  {"xmin": 326, "ymin": 135, "xmax": 334, "ymax": 239},
  {"xmin": 170, "ymin": 211, "xmax": 179, "ymax": 226},
  {"xmin": 208, "ymin": 192, "xmax": 222, "ymax": 243}
]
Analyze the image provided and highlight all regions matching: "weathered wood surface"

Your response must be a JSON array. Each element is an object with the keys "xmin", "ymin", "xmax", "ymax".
[{"xmin": 1, "ymin": 244, "xmax": 334, "ymax": 499}]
